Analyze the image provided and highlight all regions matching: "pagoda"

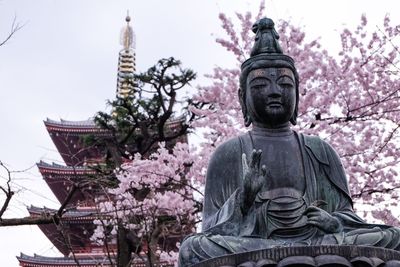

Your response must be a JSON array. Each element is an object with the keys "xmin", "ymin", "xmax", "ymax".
[{"xmin": 17, "ymin": 15, "xmax": 185, "ymax": 267}]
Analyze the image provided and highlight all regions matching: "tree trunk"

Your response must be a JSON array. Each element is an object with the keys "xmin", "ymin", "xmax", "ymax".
[{"xmin": 117, "ymin": 225, "xmax": 132, "ymax": 267}]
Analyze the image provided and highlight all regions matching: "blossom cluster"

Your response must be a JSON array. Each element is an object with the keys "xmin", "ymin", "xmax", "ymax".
[{"xmin": 93, "ymin": 142, "xmax": 202, "ymax": 263}]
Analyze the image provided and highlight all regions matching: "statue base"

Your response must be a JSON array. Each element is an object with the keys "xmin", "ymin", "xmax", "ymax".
[{"xmin": 192, "ymin": 245, "xmax": 400, "ymax": 267}]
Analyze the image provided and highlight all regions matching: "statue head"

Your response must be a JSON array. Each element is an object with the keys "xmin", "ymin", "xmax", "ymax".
[{"xmin": 239, "ymin": 17, "xmax": 299, "ymax": 127}]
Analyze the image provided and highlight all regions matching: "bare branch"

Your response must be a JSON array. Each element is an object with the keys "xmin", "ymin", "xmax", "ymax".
[
  {"xmin": 352, "ymin": 185, "xmax": 400, "ymax": 199},
  {"xmin": 0, "ymin": 15, "xmax": 23, "ymax": 47},
  {"xmin": 0, "ymin": 161, "xmax": 14, "ymax": 218},
  {"xmin": 0, "ymin": 215, "xmax": 54, "ymax": 226},
  {"xmin": 0, "ymin": 165, "xmax": 79, "ymax": 227}
]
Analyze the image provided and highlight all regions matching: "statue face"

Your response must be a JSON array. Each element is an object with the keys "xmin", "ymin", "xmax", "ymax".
[{"xmin": 246, "ymin": 67, "xmax": 296, "ymax": 127}]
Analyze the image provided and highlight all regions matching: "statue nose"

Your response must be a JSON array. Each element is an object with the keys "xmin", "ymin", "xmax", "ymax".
[{"xmin": 268, "ymin": 83, "xmax": 281, "ymax": 98}]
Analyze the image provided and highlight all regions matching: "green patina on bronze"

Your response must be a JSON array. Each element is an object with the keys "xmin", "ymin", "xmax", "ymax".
[{"xmin": 178, "ymin": 17, "xmax": 400, "ymax": 267}]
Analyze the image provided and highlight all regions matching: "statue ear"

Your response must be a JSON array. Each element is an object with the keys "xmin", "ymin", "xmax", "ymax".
[
  {"xmin": 290, "ymin": 111, "xmax": 297, "ymax": 125},
  {"xmin": 239, "ymin": 86, "xmax": 252, "ymax": 127},
  {"xmin": 290, "ymin": 82, "xmax": 299, "ymax": 125},
  {"xmin": 244, "ymin": 113, "xmax": 252, "ymax": 127},
  {"xmin": 290, "ymin": 99, "xmax": 298, "ymax": 125}
]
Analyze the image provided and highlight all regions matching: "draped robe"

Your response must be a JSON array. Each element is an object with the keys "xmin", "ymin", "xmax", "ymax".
[{"xmin": 178, "ymin": 131, "xmax": 400, "ymax": 266}]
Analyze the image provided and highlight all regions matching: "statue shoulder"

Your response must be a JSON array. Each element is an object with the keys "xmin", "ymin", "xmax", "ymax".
[
  {"xmin": 300, "ymin": 133, "xmax": 351, "ymax": 198},
  {"xmin": 211, "ymin": 134, "xmax": 248, "ymax": 160},
  {"xmin": 205, "ymin": 135, "xmax": 245, "ymax": 206},
  {"xmin": 300, "ymin": 133, "xmax": 340, "ymax": 166},
  {"xmin": 206, "ymin": 134, "xmax": 248, "ymax": 181}
]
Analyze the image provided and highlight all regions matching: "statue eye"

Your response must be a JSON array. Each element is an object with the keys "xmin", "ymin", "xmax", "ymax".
[
  {"xmin": 279, "ymin": 82, "xmax": 294, "ymax": 89},
  {"xmin": 249, "ymin": 79, "xmax": 269, "ymax": 89},
  {"xmin": 251, "ymin": 84, "xmax": 267, "ymax": 90},
  {"xmin": 277, "ymin": 78, "xmax": 294, "ymax": 89}
]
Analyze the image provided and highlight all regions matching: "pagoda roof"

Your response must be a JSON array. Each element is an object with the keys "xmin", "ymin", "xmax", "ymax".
[
  {"xmin": 44, "ymin": 116, "xmax": 186, "ymax": 132},
  {"xmin": 17, "ymin": 253, "xmax": 114, "ymax": 266},
  {"xmin": 44, "ymin": 118, "xmax": 108, "ymax": 166},
  {"xmin": 28, "ymin": 206, "xmax": 103, "ymax": 255},
  {"xmin": 28, "ymin": 205, "xmax": 98, "ymax": 221},
  {"xmin": 44, "ymin": 118, "xmax": 111, "ymax": 134},
  {"xmin": 45, "ymin": 118, "xmax": 97, "ymax": 128},
  {"xmin": 37, "ymin": 161, "xmax": 96, "ymax": 175},
  {"xmin": 16, "ymin": 253, "xmax": 173, "ymax": 267},
  {"xmin": 37, "ymin": 161, "xmax": 98, "ymax": 204}
]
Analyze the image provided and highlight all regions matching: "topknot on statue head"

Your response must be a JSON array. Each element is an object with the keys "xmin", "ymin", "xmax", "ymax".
[{"xmin": 239, "ymin": 17, "xmax": 300, "ymax": 127}]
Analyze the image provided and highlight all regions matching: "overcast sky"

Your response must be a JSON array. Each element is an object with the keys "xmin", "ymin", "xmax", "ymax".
[{"xmin": 1, "ymin": 0, "xmax": 399, "ymax": 265}]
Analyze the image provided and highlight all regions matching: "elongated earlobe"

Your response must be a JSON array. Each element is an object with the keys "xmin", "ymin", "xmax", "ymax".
[
  {"xmin": 238, "ymin": 86, "xmax": 252, "ymax": 127},
  {"xmin": 290, "ymin": 106, "xmax": 297, "ymax": 125},
  {"xmin": 244, "ymin": 113, "xmax": 252, "ymax": 127},
  {"xmin": 290, "ymin": 84, "xmax": 299, "ymax": 125}
]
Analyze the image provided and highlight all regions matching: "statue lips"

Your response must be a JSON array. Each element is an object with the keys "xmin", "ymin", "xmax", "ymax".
[{"xmin": 267, "ymin": 100, "xmax": 283, "ymax": 108}]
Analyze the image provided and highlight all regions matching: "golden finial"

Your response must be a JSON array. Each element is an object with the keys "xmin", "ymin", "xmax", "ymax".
[
  {"xmin": 125, "ymin": 10, "xmax": 131, "ymax": 23},
  {"xmin": 120, "ymin": 10, "xmax": 135, "ymax": 50}
]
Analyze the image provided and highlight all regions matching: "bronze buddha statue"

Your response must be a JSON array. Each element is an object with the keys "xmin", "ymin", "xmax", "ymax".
[{"xmin": 178, "ymin": 17, "xmax": 400, "ymax": 267}]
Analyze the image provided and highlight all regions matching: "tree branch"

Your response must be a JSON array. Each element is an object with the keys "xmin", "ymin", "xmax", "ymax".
[
  {"xmin": 0, "ymin": 15, "xmax": 23, "ymax": 47},
  {"xmin": 0, "ymin": 161, "xmax": 14, "ymax": 218}
]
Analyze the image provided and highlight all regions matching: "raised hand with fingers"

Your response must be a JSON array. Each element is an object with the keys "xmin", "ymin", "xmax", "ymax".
[{"xmin": 240, "ymin": 149, "xmax": 267, "ymax": 215}]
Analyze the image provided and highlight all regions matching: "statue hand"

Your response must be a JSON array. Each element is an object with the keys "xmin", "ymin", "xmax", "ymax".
[
  {"xmin": 240, "ymin": 150, "xmax": 267, "ymax": 215},
  {"xmin": 304, "ymin": 206, "xmax": 342, "ymax": 233}
]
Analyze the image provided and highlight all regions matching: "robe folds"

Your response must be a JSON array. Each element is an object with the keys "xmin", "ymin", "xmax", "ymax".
[{"xmin": 178, "ymin": 132, "xmax": 400, "ymax": 266}]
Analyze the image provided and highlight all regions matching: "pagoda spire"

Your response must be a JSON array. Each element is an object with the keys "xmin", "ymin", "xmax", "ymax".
[{"xmin": 116, "ymin": 11, "xmax": 137, "ymax": 99}]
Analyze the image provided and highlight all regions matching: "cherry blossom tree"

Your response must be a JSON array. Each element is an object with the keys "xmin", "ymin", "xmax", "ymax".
[
  {"xmin": 93, "ymin": 142, "xmax": 203, "ymax": 266},
  {"xmin": 90, "ymin": 57, "xmax": 203, "ymax": 267}
]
